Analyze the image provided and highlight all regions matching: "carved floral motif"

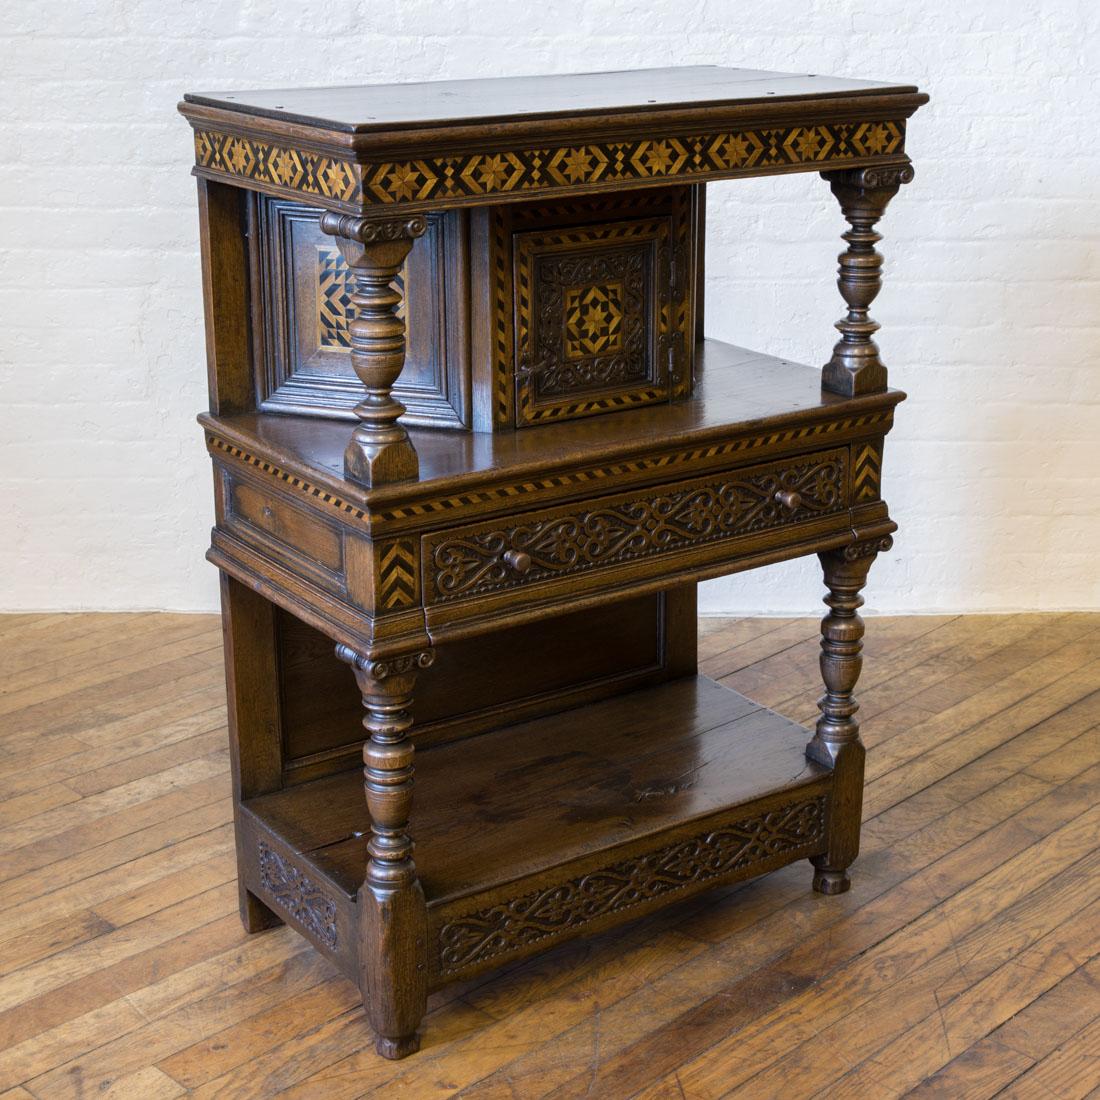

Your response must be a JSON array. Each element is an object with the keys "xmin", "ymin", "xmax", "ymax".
[{"xmin": 437, "ymin": 794, "xmax": 827, "ymax": 973}]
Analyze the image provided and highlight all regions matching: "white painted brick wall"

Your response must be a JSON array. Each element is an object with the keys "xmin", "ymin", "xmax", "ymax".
[{"xmin": 2, "ymin": 1, "xmax": 1098, "ymax": 613}]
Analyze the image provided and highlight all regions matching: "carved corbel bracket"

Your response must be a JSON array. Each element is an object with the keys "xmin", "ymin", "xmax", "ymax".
[
  {"xmin": 842, "ymin": 533, "xmax": 894, "ymax": 562},
  {"xmin": 820, "ymin": 163, "xmax": 915, "ymax": 397},
  {"xmin": 319, "ymin": 213, "xmax": 429, "ymax": 488}
]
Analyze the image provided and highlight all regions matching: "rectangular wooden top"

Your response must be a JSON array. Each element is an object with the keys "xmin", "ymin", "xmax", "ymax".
[
  {"xmin": 183, "ymin": 65, "xmax": 918, "ymax": 134},
  {"xmin": 181, "ymin": 64, "xmax": 926, "ymax": 214}
]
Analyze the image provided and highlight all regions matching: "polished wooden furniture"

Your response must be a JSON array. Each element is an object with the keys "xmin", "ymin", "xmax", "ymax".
[{"xmin": 179, "ymin": 65, "xmax": 927, "ymax": 1059}]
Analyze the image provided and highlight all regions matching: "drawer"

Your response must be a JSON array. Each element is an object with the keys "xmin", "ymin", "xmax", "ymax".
[
  {"xmin": 221, "ymin": 472, "xmax": 346, "ymax": 594},
  {"xmin": 423, "ymin": 448, "xmax": 849, "ymax": 606}
]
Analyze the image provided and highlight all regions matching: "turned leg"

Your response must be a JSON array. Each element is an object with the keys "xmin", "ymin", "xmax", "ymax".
[
  {"xmin": 807, "ymin": 537, "xmax": 892, "ymax": 894},
  {"xmin": 319, "ymin": 213, "xmax": 427, "ymax": 487},
  {"xmin": 337, "ymin": 644, "xmax": 434, "ymax": 1059},
  {"xmin": 820, "ymin": 164, "xmax": 913, "ymax": 396}
]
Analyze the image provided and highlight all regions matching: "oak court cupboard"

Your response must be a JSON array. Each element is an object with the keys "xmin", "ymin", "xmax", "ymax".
[{"xmin": 178, "ymin": 64, "xmax": 928, "ymax": 1058}]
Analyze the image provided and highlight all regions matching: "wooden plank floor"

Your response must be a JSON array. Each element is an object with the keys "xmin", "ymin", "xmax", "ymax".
[{"xmin": 0, "ymin": 611, "xmax": 1097, "ymax": 1099}]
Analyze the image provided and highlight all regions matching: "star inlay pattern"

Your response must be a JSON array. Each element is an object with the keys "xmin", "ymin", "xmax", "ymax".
[{"xmin": 193, "ymin": 120, "xmax": 905, "ymax": 208}]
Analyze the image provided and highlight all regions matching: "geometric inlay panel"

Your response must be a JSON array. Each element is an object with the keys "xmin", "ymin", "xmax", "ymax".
[
  {"xmin": 315, "ymin": 245, "xmax": 405, "ymax": 351},
  {"xmin": 852, "ymin": 441, "xmax": 883, "ymax": 502},
  {"xmin": 316, "ymin": 246, "xmax": 354, "ymax": 349},
  {"xmin": 564, "ymin": 282, "xmax": 624, "ymax": 359},
  {"xmin": 514, "ymin": 218, "xmax": 670, "ymax": 424}
]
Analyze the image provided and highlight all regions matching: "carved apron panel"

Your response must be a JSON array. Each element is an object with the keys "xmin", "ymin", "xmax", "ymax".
[{"xmin": 436, "ymin": 793, "xmax": 827, "ymax": 975}]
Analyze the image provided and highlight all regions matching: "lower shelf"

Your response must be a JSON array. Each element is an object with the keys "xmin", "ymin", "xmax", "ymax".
[{"xmin": 241, "ymin": 674, "xmax": 833, "ymax": 983}]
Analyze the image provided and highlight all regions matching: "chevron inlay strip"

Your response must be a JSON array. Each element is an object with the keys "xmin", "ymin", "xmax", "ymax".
[
  {"xmin": 377, "ymin": 538, "xmax": 418, "ymax": 609},
  {"xmin": 853, "ymin": 442, "xmax": 883, "ymax": 502}
]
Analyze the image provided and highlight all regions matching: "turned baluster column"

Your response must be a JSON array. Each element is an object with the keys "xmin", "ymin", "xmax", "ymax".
[
  {"xmin": 336, "ymin": 643, "xmax": 434, "ymax": 1059},
  {"xmin": 807, "ymin": 536, "xmax": 892, "ymax": 894},
  {"xmin": 820, "ymin": 164, "xmax": 914, "ymax": 396},
  {"xmin": 319, "ymin": 213, "xmax": 427, "ymax": 486}
]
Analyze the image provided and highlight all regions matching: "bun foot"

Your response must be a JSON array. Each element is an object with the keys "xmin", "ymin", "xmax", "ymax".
[
  {"xmin": 812, "ymin": 865, "xmax": 851, "ymax": 895},
  {"xmin": 375, "ymin": 1032, "xmax": 421, "ymax": 1060}
]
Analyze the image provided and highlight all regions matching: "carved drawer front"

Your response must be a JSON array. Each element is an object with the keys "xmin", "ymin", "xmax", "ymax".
[{"xmin": 424, "ymin": 447, "xmax": 849, "ymax": 606}]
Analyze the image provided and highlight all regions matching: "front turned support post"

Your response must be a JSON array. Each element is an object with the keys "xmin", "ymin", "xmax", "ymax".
[
  {"xmin": 821, "ymin": 164, "xmax": 914, "ymax": 396},
  {"xmin": 336, "ymin": 644, "xmax": 435, "ymax": 1060},
  {"xmin": 807, "ymin": 536, "xmax": 892, "ymax": 894},
  {"xmin": 319, "ymin": 213, "xmax": 428, "ymax": 487}
]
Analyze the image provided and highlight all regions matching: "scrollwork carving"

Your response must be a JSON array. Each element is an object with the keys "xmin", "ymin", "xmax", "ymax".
[
  {"xmin": 822, "ymin": 164, "xmax": 915, "ymax": 191},
  {"xmin": 429, "ymin": 453, "xmax": 847, "ymax": 602},
  {"xmin": 258, "ymin": 842, "xmax": 337, "ymax": 948},
  {"xmin": 843, "ymin": 534, "xmax": 894, "ymax": 561},
  {"xmin": 437, "ymin": 794, "xmax": 826, "ymax": 974},
  {"xmin": 319, "ymin": 212, "xmax": 428, "ymax": 243},
  {"xmin": 335, "ymin": 645, "xmax": 434, "ymax": 680}
]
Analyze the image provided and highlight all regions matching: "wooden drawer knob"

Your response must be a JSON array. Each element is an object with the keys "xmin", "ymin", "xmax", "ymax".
[
  {"xmin": 774, "ymin": 489, "xmax": 802, "ymax": 511},
  {"xmin": 503, "ymin": 549, "xmax": 532, "ymax": 574}
]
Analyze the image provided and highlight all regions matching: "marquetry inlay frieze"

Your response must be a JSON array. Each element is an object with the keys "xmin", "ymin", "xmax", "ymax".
[
  {"xmin": 195, "ymin": 130, "xmax": 361, "ymax": 202},
  {"xmin": 192, "ymin": 120, "xmax": 906, "ymax": 208}
]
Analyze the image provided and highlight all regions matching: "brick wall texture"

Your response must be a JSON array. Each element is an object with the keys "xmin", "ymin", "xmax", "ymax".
[{"xmin": 2, "ymin": 1, "xmax": 1098, "ymax": 612}]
